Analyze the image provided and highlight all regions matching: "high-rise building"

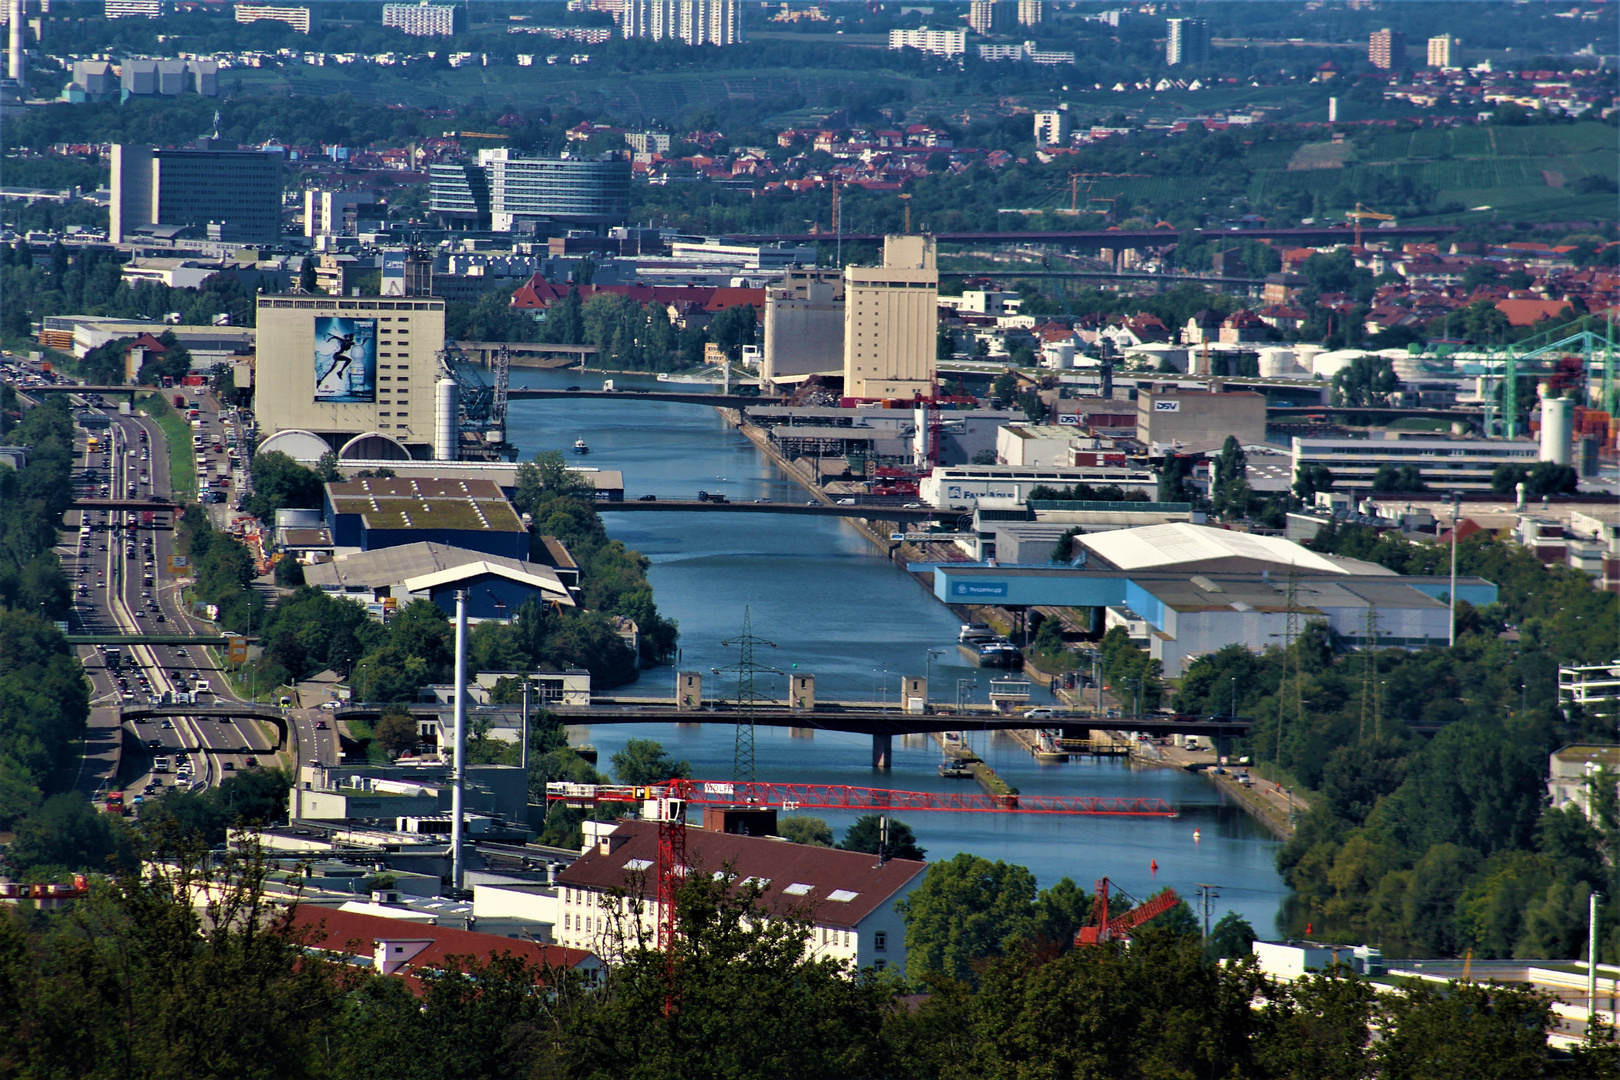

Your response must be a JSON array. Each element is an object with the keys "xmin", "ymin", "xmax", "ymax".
[
  {"xmin": 888, "ymin": 26, "xmax": 965, "ymax": 57},
  {"xmin": 843, "ymin": 234, "xmax": 938, "ymax": 401},
  {"xmin": 105, "ymin": 0, "xmax": 161, "ymax": 17},
  {"xmin": 968, "ymin": 0, "xmax": 1012, "ymax": 34},
  {"xmin": 1032, "ymin": 109, "xmax": 1070, "ymax": 145},
  {"xmin": 7, "ymin": 0, "xmax": 26, "ymax": 86},
  {"xmin": 1165, "ymin": 17, "xmax": 1208, "ymax": 65},
  {"xmin": 234, "ymin": 5, "xmax": 318, "ymax": 33},
  {"xmin": 110, "ymin": 144, "xmax": 282, "ymax": 244},
  {"xmin": 620, "ymin": 0, "xmax": 744, "ymax": 45},
  {"xmin": 428, "ymin": 149, "xmax": 630, "ymax": 233},
  {"xmin": 1369, "ymin": 27, "xmax": 1405, "ymax": 70},
  {"xmin": 304, "ymin": 189, "xmax": 381, "ymax": 238},
  {"xmin": 382, "ymin": 1, "xmax": 455, "ymax": 36},
  {"xmin": 254, "ymin": 294, "xmax": 447, "ymax": 459},
  {"xmin": 1426, "ymin": 33, "xmax": 1455, "ymax": 69},
  {"xmin": 1016, "ymin": 0, "xmax": 1041, "ymax": 27}
]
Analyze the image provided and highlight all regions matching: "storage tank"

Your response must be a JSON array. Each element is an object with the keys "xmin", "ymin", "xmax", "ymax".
[
  {"xmin": 1311, "ymin": 350, "xmax": 1358, "ymax": 380},
  {"xmin": 1293, "ymin": 344, "xmax": 1323, "ymax": 375},
  {"xmin": 1257, "ymin": 347, "xmax": 1296, "ymax": 378},
  {"xmin": 1539, "ymin": 396, "xmax": 1573, "ymax": 465},
  {"xmin": 435, "ymin": 377, "xmax": 459, "ymax": 462}
]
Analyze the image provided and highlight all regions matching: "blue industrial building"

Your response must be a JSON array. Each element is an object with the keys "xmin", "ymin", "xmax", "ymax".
[{"xmin": 323, "ymin": 477, "xmax": 529, "ymax": 561}]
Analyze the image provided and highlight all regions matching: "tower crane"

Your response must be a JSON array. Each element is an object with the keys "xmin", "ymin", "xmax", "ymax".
[
  {"xmin": 1345, "ymin": 202, "xmax": 1395, "ymax": 248},
  {"xmin": 1075, "ymin": 877, "xmax": 1183, "ymax": 945}
]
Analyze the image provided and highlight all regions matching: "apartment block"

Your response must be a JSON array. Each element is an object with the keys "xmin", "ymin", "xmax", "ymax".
[
  {"xmin": 105, "ymin": 0, "xmax": 161, "ymax": 18},
  {"xmin": 1032, "ymin": 109, "xmax": 1071, "ymax": 145},
  {"xmin": 234, "ymin": 4, "xmax": 318, "ymax": 33},
  {"xmin": 967, "ymin": 0, "xmax": 1012, "ymax": 34},
  {"xmin": 1369, "ymin": 27, "xmax": 1405, "ymax": 70},
  {"xmin": 1166, "ymin": 17, "xmax": 1208, "ymax": 65},
  {"xmin": 887, "ymin": 26, "xmax": 965, "ymax": 57},
  {"xmin": 620, "ymin": 0, "xmax": 744, "ymax": 45},
  {"xmin": 1016, "ymin": 0, "xmax": 1041, "ymax": 26},
  {"xmin": 383, "ymin": 1, "xmax": 455, "ymax": 36},
  {"xmin": 1426, "ymin": 33, "xmax": 1455, "ymax": 68}
]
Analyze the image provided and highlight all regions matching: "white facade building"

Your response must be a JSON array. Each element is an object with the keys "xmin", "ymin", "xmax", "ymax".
[
  {"xmin": 621, "ymin": 0, "xmax": 744, "ymax": 45},
  {"xmin": 888, "ymin": 26, "xmax": 966, "ymax": 57},
  {"xmin": 383, "ymin": 2, "xmax": 455, "ymax": 36}
]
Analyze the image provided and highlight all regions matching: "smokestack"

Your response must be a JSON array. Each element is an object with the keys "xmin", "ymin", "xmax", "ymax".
[
  {"xmin": 8, "ymin": 0, "xmax": 26, "ymax": 86},
  {"xmin": 450, "ymin": 588, "xmax": 468, "ymax": 891}
]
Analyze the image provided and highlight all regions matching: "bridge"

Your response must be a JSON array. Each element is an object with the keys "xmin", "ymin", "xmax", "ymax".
[
  {"xmin": 722, "ymin": 225, "xmax": 1459, "ymax": 249},
  {"xmin": 73, "ymin": 498, "xmax": 178, "ymax": 511},
  {"xmin": 69, "ymin": 634, "xmax": 249, "ymax": 646},
  {"xmin": 506, "ymin": 387, "xmax": 777, "ymax": 408},
  {"xmin": 120, "ymin": 702, "xmax": 286, "ymax": 722},
  {"xmin": 597, "ymin": 500, "xmax": 943, "ymax": 521},
  {"xmin": 18, "ymin": 384, "xmax": 138, "ymax": 396},
  {"xmin": 335, "ymin": 699, "xmax": 1257, "ymax": 767}
]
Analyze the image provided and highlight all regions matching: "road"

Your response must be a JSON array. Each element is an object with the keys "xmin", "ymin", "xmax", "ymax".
[{"xmin": 57, "ymin": 387, "xmax": 278, "ymax": 813}]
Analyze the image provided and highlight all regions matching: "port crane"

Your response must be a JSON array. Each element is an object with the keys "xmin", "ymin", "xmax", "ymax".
[{"xmin": 1074, "ymin": 877, "xmax": 1183, "ymax": 945}]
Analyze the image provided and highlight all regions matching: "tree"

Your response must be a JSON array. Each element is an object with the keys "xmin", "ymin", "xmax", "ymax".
[
  {"xmin": 5, "ymin": 793, "xmax": 135, "ymax": 877},
  {"xmin": 1017, "ymin": 388, "xmax": 1045, "ymax": 423},
  {"xmin": 373, "ymin": 708, "xmax": 419, "ymax": 759},
  {"xmin": 1525, "ymin": 461, "xmax": 1577, "ymax": 496},
  {"xmin": 840, "ymin": 814, "xmax": 925, "ymax": 861},
  {"xmin": 298, "ymin": 255, "xmax": 317, "ymax": 293},
  {"xmin": 778, "ymin": 815, "xmax": 833, "ymax": 847},
  {"xmin": 245, "ymin": 451, "xmax": 324, "ymax": 521},
  {"xmin": 273, "ymin": 557, "xmax": 304, "ymax": 587},
  {"xmin": 1377, "ymin": 979, "xmax": 1554, "ymax": 1080},
  {"xmin": 897, "ymin": 852, "xmax": 1040, "ymax": 984},
  {"xmin": 1331, "ymin": 354, "xmax": 1399, "ymax": 408},
  {"xmin": 610, "ymin": 738, "xmax": 690, "ymax": 784},
  {"xmin": 1203, "ymin": 910, "xmax": 1257, "ymax": 961},
  {"xmin": 990, "ymin": 371, "xmax": 1018, "ymax": 404}
]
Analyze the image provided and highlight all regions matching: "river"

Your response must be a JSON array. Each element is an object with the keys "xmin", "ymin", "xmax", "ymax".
[{"xmin": 506, "ymin": 366, "xmax": 1289, "ymax": 933}]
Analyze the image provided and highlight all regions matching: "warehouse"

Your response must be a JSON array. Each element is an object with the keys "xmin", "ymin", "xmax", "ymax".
[{"xmin": 322, "ymin": 477, "xmax": 528, "ymax": 560}]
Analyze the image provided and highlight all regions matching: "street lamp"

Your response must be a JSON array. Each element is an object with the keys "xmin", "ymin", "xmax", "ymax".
[{"xmin": 1448, "ymin": 490, "xmax": 1462, "ymax": 647}]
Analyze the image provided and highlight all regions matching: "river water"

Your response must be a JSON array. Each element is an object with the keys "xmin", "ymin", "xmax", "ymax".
[{"xmin": 506, "ymin": 367, "xmax": 1288, "ymax": 932}]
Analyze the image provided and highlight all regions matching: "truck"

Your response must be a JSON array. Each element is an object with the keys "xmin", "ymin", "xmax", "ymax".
[{"xmin": 104, "ymin": 791, "xmax": 125, "ymax": 815}]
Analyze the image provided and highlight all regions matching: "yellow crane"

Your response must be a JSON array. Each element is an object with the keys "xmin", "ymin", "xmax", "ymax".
[{"xmin": 1345, "ymin": 202, "xmax": 1394, "ymax": 248}]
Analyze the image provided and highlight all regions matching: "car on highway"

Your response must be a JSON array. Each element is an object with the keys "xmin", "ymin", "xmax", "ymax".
[
  {"xmin": 314, "ymin": 720, "xmax": 328, "ymax": 729},
  {"xmin": 222, "ymin": 762, "xmax": 235, "ymax": 771}
]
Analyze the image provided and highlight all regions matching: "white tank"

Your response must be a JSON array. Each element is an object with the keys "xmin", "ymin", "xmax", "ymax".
[
  {"xmin": 1311, "ymin": 351, "xmax": 1358, "ymax": 380},
  {"xmin": 1540, "ymin": 396, "xmax": 1573, "ymax": 465},
  {"xmin": 1257, "ymin": 347, "xmax": 1296, "ymax": 378},
  {"xmin": 435, "ymin": 377, "xmax": 459, "ymax": 462},
  {"xmin": 1293, "ymin": 343, "xmax": 1323, "ymax": 372}
]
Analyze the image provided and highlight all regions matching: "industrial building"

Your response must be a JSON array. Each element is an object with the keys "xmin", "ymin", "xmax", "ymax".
[
  {"xmin": 110, "ymin": 143, "xmax": 279, "ymax": 243},
  {"xmin": 844, "ymin": 234, "xmax": 938, "ymax": 400},
  {"xmin": 762, "ymin": 268, "xmax": 845, "ymax": 389},
  {"xmin": 301, "ymin": 540, "xmax": 576, "ymax": 618},
  {"xmin": 429, "ymin": 148, "xmax": 631, "ymax": 233},
  {"xmin": 254, "ymin": 294, "xmax": 446, "ymax": 459},
  {"xmin": 554, "ymin": 819, "xmax": 925, "ymax": 972},
  {"xmin": 1136, "ymin": 389, "xmax": 1268, "ymax": 453},
  {"xmin": 321, "ymin": 477, "xmax": 529, "ymax": 561},
  {"xmin": 920, "ymin": 464, "xmax": 1157, "ymax": 508},
  {"xmin": 1289, "ymin": 435, "xmax": 1542, "ymax": 493},
  {"xmin": 1078, "ymin": 522, "xmax": 1390, "ymax": 576}
]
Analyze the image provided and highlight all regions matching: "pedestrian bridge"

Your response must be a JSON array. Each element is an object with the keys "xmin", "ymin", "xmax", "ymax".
[{"xmin": 120, "ymin": 702, "xmax": 286, "ymax": 722}]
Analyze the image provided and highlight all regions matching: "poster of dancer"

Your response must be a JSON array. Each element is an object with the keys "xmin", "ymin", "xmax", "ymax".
[{"xmin": 313, "ymin": 316, "xmax": 377, "ymax": 403}]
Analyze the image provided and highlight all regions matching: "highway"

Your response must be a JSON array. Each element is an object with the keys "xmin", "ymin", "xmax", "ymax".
[{"xmin": 60, "ymin": 389, "xmax": 278, "ymax": 813}]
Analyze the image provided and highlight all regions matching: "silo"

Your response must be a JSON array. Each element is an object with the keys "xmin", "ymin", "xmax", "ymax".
[
  {"xmin": 1539, "ymin": 396, "xmax": 1572, "ymax": 465},
  {"xmin": 1257, "ymin": 347, "xmax": 1296, "ymax": 378},
  {"xmin": 435, "ymin": 377, "xmax": 459, "ymax": 462}
]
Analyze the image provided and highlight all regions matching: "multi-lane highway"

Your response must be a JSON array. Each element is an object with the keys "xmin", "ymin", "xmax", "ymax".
[{"xmin": 59, "ymin": 391, "xmax": 278, "ymax": 814}]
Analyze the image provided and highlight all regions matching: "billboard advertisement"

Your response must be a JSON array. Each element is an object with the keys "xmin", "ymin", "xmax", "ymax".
[
  {"xmin": 313, "ymin": 316, "xmax": 377, "ymax": 403},
  {"xmin": 380, "ymin": 250, "xmax": 408, "ymax": 296}
]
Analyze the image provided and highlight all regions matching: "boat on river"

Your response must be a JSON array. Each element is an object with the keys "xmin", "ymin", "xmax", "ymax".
[{"xmin": 573, "ymin": 438, "xmax": 589, "ymax": 454}]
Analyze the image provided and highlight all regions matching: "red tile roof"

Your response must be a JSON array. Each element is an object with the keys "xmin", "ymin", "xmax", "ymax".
[
  {"xmin": 1495, "ymin": 298, "xmax": 1573, "ymax": 327},
  {"xmin": 556, "ymin": 820, "xmax": 926, "ymax": 929}
]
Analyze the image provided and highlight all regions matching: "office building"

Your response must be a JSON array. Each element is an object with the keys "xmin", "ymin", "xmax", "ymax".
[
  {"xmin": 762, "ymin": 268, "xmax": 844, "ymax": 389},
  {"xmin": 110, "ymin": 144, "xmax": 281, "ymax": 244},
  {"xmin": 843, "ymin": 234, "xmax": 937, "ymax": 400},
  {"xmin": 1017, "ymin": 0, "xmax": 1041, "ymax": 27},
  {"xmin": 253, "ymin": 294, "xmax": 447, "ymax": 460},
  {"xmin": 620, "ymin": 0, "xmax": 744, "ymax": 45},
  {"xmin": 967, "ymin": 0, "xmax": 1012, "ymax": 34},
  {"xmin": 1426, "ymin": 33, "xmax": 1455, "ymax": 68},
  {"xmin": 105, "ymin": 0, "xmax": 161, "ymax": 17},
  {"xmin": 1369, "ymin": 27, "xmax": 1405, "ymax": 70},
  {"xmin": 428, "ymin": 149, "xmax": 630, "ymax": 233},
  {"xmin": 1165, "ymin": 17, "xmax": 1208, "ymax": 65},
  {"xmin": 234, "ymin": 4, "xmax": 318, "ymax": 33},
  {"xmin": 887, "ymin": 26, "xmax": 966, "ymax": 57},
  {"xmin": 555, "ymin": 819, "xmax": 926, "ymax": 972},
  {"xmin": 303, "ymin": 189, "xmax": 381, "ymax": 238},
  {"xmin": 1032, "ymin": 109, "xmax": 1071, "ymax": 145},
  {"xmin": 383, "ymin": 1, "xmax": 455, "ymax": 36},
  {"xmin": 1290, "ymin": 435, "xmax": 1540, "ymax": 493}
]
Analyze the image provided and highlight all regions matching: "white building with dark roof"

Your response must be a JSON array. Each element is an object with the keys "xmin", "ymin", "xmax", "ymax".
[{"xmin": 554, "ymin": 820, "xmax": 926, "ymax": 975}]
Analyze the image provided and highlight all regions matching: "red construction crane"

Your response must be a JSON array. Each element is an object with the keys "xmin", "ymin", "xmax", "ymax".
[{"xmin": 1074, "ymin": 877, "xmax": 1182, "ymax": 945}]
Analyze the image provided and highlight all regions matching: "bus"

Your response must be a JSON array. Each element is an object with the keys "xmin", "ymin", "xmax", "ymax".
[{"xmin": 104, "ymin": 791, "xmax": 125, "ymax": 815}]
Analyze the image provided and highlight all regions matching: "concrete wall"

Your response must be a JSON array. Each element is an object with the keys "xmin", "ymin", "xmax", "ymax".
[
  {"xmin": 763, "ymin": 283, "xmax": 844, "ymax": 386},
  {"xmin": 1137, "ymin": 390, "xmax": 1267, "ymax": 451}
]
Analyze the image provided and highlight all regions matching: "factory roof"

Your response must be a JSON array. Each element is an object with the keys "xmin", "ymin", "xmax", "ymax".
[
  {"xmin": 1131, "ymin": 574, "xmax": 1450, "ymax": 615},
  {"xmin": 1081, "ymin": 522, "xmax": 1392, "ymax": 575},
  {"xmin": 557, "ymin": 820, "xmax": 925, "ymax": 930},
  {"xmin": 332, "ymin": 497, "xmax": 525, "ymax": 533},
  {"xmin": 303, "ymin": 541, "xmax": 570, "ymax": 604},
  {"xmin": 327, "ymin": 477, "xmax": 507, "ymax": 501},
  {"xmin": 402, "ymin": 560, "xmax": 574, "ymax": 604}
]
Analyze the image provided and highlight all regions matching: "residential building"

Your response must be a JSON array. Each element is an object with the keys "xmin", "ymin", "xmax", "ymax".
[
  {"xmin": 981, "ymin": 40, "xmax": 1074, "ymax": 64},
  {"xmin": 383, "ymin": 1, "xmax": 456, "ymax": 36},
  {"xmin": 1369, "ymin": 27, "xmax": 1405, "ymax": 70},
  {"xmin": 290, "ymin": 907, "xmax": 601, "ymax": 981},
  {"xmin": 1426, "ymin": 33, "xmax": 1455, "ymax": 68},
  {"xmin": 303, "ymin": 189, "xmax": 379, "ymax": 238},
  {"xmin": 116, "ymin": 58, "xmax": 217, "ymax": 97},
  {"xmin": 887, "ymin": 26, "xmax": 966, "ymax": 57},
  {"xmin": 110, "ymin": 144, "xmax": 281, "ymax": 244},
  {"xmin": 967, "ymin": 0, "xmax": 1012, "ymax": 34},
  {"xmin": 623, "ymin": 130, "xmax": 671, "ymax": 154},
  {"xmin": 428, "ymin": 148, "xmax": 630, "ymax": 233},
  {"xmin": 1290, "ymin": 435, "xmax": 1541, "ymax": 493},
  {"xmin": 1165, "ymin": 17, "xmax": 1208, "ymax": 65},
  {"xmin": 762, "ymin": 268, "xmax": 844, "ymax": 389},
  {"xmin": 843, "ymin": 234, "xmax": 938, "ymax": 400},
  {"xmin": 1547, "ymin": 744, "xmax": 1620, "ymax": 821},
  {"xmin": 105, "ymin": 0, "xmax": 160, "ymax": 17},
  {"xmin": 1017, "ymin": 0, "xmax": 1041, "ymax": 26},
  {"xmin": 233, "ymin": 4, "xmax": 317, "ymax": 33},
  {"xmin": 1136, "ymin": 390, "xmax": 1267, "ymax": 453},
  {"xmin": 620, "ymin": 0, "xmax": 745, "ymax": 45},
  {"xmin": 1032, "ymin": 109, "xmax": 1071, "ymax": 146},
  {"xmin": 554, "ymin": 819, "xmax": 926, "ymax": 974},
  {"xmin": 253, "ymin": 294, "xmax": 446, "ymax": 459}
]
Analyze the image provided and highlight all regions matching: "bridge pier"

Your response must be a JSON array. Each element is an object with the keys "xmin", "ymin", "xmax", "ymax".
[{"xmin": 872, "ymin": 734, "xmax": 892, "ymax": 770}]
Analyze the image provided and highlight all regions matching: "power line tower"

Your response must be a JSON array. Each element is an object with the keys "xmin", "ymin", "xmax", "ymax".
[
  {"xmin": 715, "ymin": 608, "xmax": 781, "ymax": 781},
  {"xmin": 1276, "ymin": 567, "xmax": 1302, "ymax": 772}
]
